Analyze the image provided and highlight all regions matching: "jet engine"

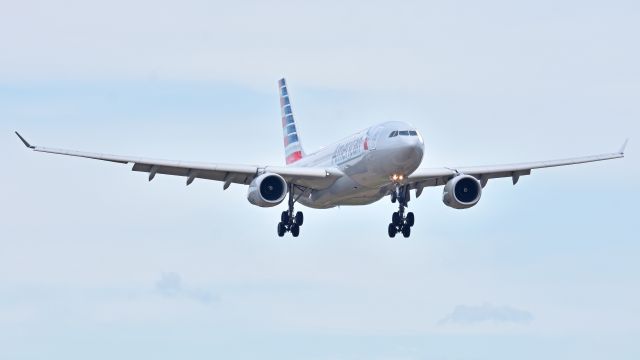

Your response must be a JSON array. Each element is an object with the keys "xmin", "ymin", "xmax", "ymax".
[
  {"xmin": 247, "ymin": 173, "xmax": 288, "ymax": 207},
  {"xmin": 442, "ymin": 174, "xmax": 482, "ymax": 209}
]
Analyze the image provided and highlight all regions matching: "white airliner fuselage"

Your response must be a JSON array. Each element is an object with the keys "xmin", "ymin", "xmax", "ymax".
[
  {"xmin": 294, "ymin": 121, "xmax": 424, "ymax": 209},
  {"xmin": 16, "ymin": 78, "xmax": 626, "ymax": 238}
]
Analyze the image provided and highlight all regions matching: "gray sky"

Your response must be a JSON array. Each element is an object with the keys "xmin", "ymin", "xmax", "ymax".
[{"xmin": 1, "ymin": 1, "xmax": 639, "ymax": 359}]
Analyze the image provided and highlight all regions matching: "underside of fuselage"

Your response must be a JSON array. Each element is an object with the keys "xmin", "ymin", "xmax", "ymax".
[{"xmin": 298, "ymin": 180, "xmax": 387, "ymax": 209}]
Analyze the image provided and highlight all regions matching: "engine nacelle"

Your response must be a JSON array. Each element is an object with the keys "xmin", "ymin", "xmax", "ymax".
[
  {"xmin": 247, "ymin": 173, "xmax": 288, "ymax": 207},
  {"xmin": 442, "ymin": 174, "xmax": 482, "ymax": 209}
]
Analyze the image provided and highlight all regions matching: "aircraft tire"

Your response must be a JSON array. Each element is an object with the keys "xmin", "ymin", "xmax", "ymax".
[
  {"xmin": 402, "ymin": 225, "xmax": 411, "ymax": 238},
  {"xmin": 392, "ymin": 212, "xmax": 401, "ymax": 226},
  {"xmin": 281, "ymin": 211, "xmax": 290, "ymax": 224},
  {"xmin": 388, "ymin": 223, "xmax": 397, "ymax": 238},
  {"xmin": 291, "ymin": 224, "xmax": 300, "ymax": 237},
  {"xmin": 406, "ymin": 212, "xmax": 415, "ymax": 227}
]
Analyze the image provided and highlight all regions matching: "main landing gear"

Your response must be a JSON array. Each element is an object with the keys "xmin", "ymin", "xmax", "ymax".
[
  {"xmin": 277, "ymin": 184, "xmax": 304, "ymax": 237},
  {"xmin": 388, "ymin": 185, "xmax": 415, "ymax": 238}
]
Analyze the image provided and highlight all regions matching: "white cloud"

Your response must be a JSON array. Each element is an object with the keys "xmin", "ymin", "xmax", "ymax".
[
  {"xmin": 155, "ymin": 272, "xmax": 219, "ymax": 305},
  {"xmin": 155, "ymin": 272, "xmax": 182, "ymax": 296},
  {"xmin": 439, "ymin": 303, "xmax": 533, "ymax": 325}
]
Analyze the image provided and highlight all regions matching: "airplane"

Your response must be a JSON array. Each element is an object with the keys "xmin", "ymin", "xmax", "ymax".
[{"xmin": 15, "ymin": 78, "xmax": 627, "ymax": 238}]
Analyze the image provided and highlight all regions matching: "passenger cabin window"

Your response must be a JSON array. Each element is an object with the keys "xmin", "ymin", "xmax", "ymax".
[
  {"xmin": 389, "ymin": 131, "xmax": 398, "ymax": 137},
  {"xmin": 409, "ymin": 130, "xmax": 417, "ymax": 136},
  {"xmin": 399, "ymin": 130, "xmax": 410, "ymax": 136}
]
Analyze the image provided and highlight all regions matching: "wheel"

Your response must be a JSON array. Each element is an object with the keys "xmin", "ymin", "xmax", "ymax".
[
  {"xmin": 281, "ymin": 211, "xmax": 290, "ymax": 224},
  {"xmin": 402, "ymin": 225, "xmax": 411, "ymax": 238},
  {"xmin": 391, "ymin": 192, "xmax": 397, "ymax": 203},
  {"xmin": 392, "ymin": 212, "xmax": 401, "ymax": 226},
  {"xmin": 295, "ymin": 211, "xmax": 304, "ymax": 226},
  {"xmin": 291, "ymin": 224, "xmax": 300, "ymax": 237},
  {"xmin": 406, "ymin": 212, "xmax": 415, "ymax": 227},
  {"xmin": 277, "ymin": 222, "xmax": 286, "ymax": 237},
  {"xmin": 388, "ymin": 223, "xmax": 397, "ymax": 238}
]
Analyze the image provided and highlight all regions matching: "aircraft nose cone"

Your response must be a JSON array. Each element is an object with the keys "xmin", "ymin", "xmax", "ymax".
[
  {"xmin": 394, "ymin": 137, "xmax": 424, "ymax": 168},
  {"xmin": 414, "ymin": 142, "xmax": 424, "ymax": 160},
  {"xmin": 404, "ymin": 136, "xmax": 424, "ymax": 156},
  {"xmin": 407, "ymin": 143, "xmax": 424, "ymax": 162}
]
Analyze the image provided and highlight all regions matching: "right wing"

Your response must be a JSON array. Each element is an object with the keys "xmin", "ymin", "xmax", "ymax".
[
  {"xmin": 15, "ymin": 132, "xmax": 342, "ymax": 190},
  {"xmin": 406, "ymin": 140, "xmax": 627, "ymax": 194}
]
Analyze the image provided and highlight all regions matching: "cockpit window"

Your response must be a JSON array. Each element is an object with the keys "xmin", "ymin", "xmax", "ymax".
[{"xmin": 390, "ymin": 130, "xmax": 419, "ymax": 137}]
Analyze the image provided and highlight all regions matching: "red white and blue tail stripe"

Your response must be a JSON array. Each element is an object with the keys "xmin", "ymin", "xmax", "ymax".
[{"xmin": 279, "ymin": 78, "xmax": 305, "ymax": 165}]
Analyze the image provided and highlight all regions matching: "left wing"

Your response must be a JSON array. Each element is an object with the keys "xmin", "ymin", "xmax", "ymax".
[
  {"xmin": 406, "ymin": 140, "xmax": 627, "ymax": 196},
  {"xmin": 15, "ymin": 132, "xmax": 341, "ymax": 190}
]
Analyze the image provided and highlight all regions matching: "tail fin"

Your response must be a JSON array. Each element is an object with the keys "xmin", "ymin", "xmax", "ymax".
[{"xmin": 279, "ymin": 78, "xmax": 305, "ymax": 165}]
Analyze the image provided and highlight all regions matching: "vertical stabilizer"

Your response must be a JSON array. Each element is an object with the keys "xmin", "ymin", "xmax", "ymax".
[{"xmin": 279, "ymin": 78, "xmax": 305, "ymax": 165}]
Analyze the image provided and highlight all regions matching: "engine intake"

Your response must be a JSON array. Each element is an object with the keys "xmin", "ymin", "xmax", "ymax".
[
  {"xmin": 442, "ymin": 174, "xmax": 482, "ymax": 209},
  {"xmin": 247, "ymin": 173, "xmax": 288, "ymax": 207}
]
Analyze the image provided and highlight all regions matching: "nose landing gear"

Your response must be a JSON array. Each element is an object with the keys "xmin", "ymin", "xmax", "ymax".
[
  {"xmin": 277, "ymin": 184, "xmax": 304, "ymax": 237},
  {"xmin": 388, "ymin": 185, "xmax": 414, "ymax": 238}
]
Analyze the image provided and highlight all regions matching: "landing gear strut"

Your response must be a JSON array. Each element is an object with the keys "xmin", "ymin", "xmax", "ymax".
[
  {"xmin": 277, "ymin": 184, "xmax": 304, "ymax": 237},
  {"xmin": 388, "ymin": 185, "xmax": 415, "ymax": 238}
]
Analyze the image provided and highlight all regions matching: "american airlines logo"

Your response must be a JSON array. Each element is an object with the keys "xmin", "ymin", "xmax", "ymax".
[{"xmin": 332, "ymin": 135, "xmax": 368, "ymax": 165}]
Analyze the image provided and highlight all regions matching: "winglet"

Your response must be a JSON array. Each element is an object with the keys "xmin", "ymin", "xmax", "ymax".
[
  {"xmin": 619, "ymin": 138, "xmax": 629, "ymax": 155},
  {"xmin": 15, "ymin": 131, "xmax": 35, "ymax": 149}
]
